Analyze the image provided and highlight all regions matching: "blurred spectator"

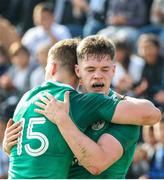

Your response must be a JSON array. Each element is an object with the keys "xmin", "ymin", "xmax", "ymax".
[
  {"xmin": 140, "ymin": 0, "xmax": 164, "ymax": 35},
  {"xmin": 139, "ymin": 0, "xmax": 164, "ymax": 56},
  {"xmin": 22, "ymin": 2, "xmax": 71, "ymax": 60},
  {"xmin": 7, "ymin": 42, "xmax": 35, "ymax": 94},
  {"xmin": 0, "ymin": 118, "xmax": 9, "ymax": 179},
  {"xmin": 0, "ymin": 74, "xmax": 20, "ymax": 119},
  {"xmin": 150, "ymin": 0, "xmax": 164, "ymax": 57},
  {"xmin": 111, "ymin": 38, "xmax": 145, "ymax": 95},
  {"xmin": 135, "ymin": 34, "xmax": 164, "ymax": 111},
  {"xmin": 0, "ymin": 16, "xmax": 20, "ymax": 50},
  {"xmin": 126, "ymin": 144, "xmax": 149, "ymax": 179},
  {"xmin": 149, "ymin": 114, "xmax": 164, "ymax": 178},
  {"xmin": 83, "ymin": 0, "xmax": 108, "ymax": 37},
  {"xmin": 98, "ymin": 0, "xmax": 147, "ymax": 49},
  {"xmin": 0, "ymin": 42, "xmax": 35, "ymax": 119},
  {"xmin": 129, "ymin": 123, "xmax": 160, "ymax": 179},
  {"xmin": 150, "ymin": 0, "xmax": 164, "ymax": 26},
  {"xmin": 107, "ymin": 0, "xmax": 147, "ymax": 27},
  {"xmin": 54, "ymin": 0, "xmax": 88, "ymax": 37},
  {"xmin": 142, "ymin": 126, "xmax": 158, "ymax": 160},
  {"xmin": 22, "ymin": 0, "xmax": 48, "ymax": 32},
  {"xmin": 8, "ymin": 0, "xmax": 45, "ymax": 35},
  {"xmin": 30, "ymin": 44, "xmax": 50, "ymax": 88}
]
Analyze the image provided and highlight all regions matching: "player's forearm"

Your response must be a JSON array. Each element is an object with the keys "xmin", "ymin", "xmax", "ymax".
[
  {"xmin": 56, "ymin": 114, "xmax": 112, "ymax": 175},
  {"xmin": 125, "ymin": 96, "xmax": 161, "ymax": 125},
  {"xmin": 112, "ymin": 96, "xmax": 161, "ymax": 125}
]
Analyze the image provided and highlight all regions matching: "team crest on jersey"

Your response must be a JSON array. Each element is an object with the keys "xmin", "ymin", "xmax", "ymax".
[{"xmin": 91, "ymin": 120, "xmax": 105, "ymax": 130}]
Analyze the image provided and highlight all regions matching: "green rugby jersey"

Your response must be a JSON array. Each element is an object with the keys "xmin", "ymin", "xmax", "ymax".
[
  {"xmin": 9, "ymin": 81, "xmax": 120, "ymax": 179},
  {"xmin": 68, "ymin": 89, "xmax": 140, "ymax": 179}
]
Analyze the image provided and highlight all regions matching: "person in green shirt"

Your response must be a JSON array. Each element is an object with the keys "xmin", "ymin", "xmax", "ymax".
[
  {"xmin": 3, "ymin": 36, "xmax": 160, "ymax": 178},
  {"xmin": 68, "ymin": 35, "xmax": 140, "ymax": 179},
  {"xmin": 6, "ymin": 38, "xmax": 121, "ymax": 179},
  {"xmin": 33, "ymin": 35, "xmax": 160, "ymax": 178}
]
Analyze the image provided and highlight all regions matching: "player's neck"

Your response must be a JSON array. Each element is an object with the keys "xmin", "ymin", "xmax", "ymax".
[{"xmin": 54, "ymin": 72, "xmax": 79, "ymax": 89}]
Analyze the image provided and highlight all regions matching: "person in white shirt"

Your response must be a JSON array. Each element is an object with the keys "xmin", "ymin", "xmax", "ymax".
[{"xmin": 22, "ymin": 2, "xmax": 71, "ymax": 60}]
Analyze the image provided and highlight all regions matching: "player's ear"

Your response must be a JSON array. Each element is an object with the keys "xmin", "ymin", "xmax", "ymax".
[
  {"xmin": 52, "ymin": 63, "xmax": 57, "ymax": 75},
  {"xmin": 75, "ymin": 64, "xmax": 80, "ymax": 78}
]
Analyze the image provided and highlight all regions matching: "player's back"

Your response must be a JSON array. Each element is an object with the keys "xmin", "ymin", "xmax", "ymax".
[{"xmin": 9, "ymin": 81, "xmax": 74, "ymax": 179}]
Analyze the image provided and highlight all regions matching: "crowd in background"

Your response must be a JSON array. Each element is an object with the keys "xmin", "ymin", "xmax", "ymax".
[{"xmin": 0, "ymin": 0, "xmax": 164, "ymax": 178}]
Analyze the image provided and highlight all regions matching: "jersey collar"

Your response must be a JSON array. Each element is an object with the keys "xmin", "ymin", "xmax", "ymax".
[{"xmin": 44, "ymin": 80, "xmax": 75, "ymax": 90}]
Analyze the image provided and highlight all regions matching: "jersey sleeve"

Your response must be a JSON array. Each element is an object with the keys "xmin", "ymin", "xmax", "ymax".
[
  {"xmin": 105, "ymin": 124, "xmax": 140, "ymax": 152},
  {"xmin": 69, "ymin": 91, "xmax": 120, "ymax": 131}
]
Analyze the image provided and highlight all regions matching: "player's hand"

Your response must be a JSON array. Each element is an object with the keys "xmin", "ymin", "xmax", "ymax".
[
  {"xmin": 2, "ymin": 119, "xmax": 22, "ymax": 155},
  {"xmin": 34, "ymin": 91, "xmax": 70, "ymax": 124}
]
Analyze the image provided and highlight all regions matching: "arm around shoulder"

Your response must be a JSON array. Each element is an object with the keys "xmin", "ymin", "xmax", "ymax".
[{"xmin": 112, "ymin": 96, "xmax": 161, "ymax": 126}]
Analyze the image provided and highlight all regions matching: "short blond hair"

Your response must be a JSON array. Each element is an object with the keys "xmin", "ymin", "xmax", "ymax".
[{"xmin": 48, "ymin": 38, "xmax": 80, "ymax": 75}]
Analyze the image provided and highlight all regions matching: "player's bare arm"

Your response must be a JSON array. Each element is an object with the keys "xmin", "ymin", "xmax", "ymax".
[
  {"xmin": 112, "ymin": 96, "xmax": 161, "ymax": 125},
  {"xmin": 109, "ymin": 90, "xmax": 161, "ymax": 125}
]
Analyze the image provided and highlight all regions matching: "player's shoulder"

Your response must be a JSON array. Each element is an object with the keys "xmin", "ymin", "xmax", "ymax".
[{"xmin": 70, "ymin": 91, "xmax": 110, "ymax": 102}]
